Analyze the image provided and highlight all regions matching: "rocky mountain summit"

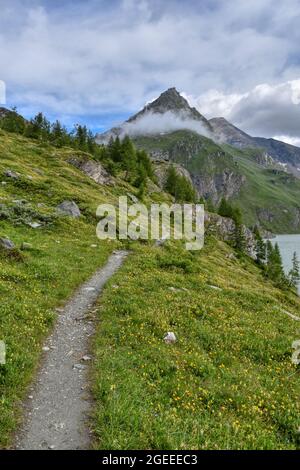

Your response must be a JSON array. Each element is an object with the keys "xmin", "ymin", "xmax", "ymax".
[
  {"xmin": 128, "ymin": 87, "xmax": 212, "ymax": 130},
  {"xmin": 210, "ymin": 116, "xmax": 300, "ymax": 174},
  {"xmin": 209, "ymin": 117, "xmax": 258, "ymax": 148}
]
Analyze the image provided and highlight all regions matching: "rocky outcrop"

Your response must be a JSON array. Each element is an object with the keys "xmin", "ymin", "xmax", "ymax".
[
  {"xmin": 193, "ymin": 171, "xmax": 246, "ymax": 204},
  {"xmin": 205, "ymin": 212, "xmax": 256, "ymax": 258},
  {"xmin": 68, "ymin": 156, "xmax": 112, "ymax": 185},
  {"xmin": 154, "ymin": 161, "xmax": 194, "ymax": 190}
]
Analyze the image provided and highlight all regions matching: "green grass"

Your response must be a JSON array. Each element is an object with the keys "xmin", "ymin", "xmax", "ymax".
[{"xmin": 92, "ymin": 239, "xmax": 300, "ymax": 449}]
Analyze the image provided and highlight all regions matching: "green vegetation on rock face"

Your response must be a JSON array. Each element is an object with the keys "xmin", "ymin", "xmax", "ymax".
[
  {"xmin": 92, "ymin": 240, "xmax": 300, "ymax": 450},
  {"xmin": 134, "ymin": 130, "xmax": 300, "ymax": 233},
  {"xmin": 225, "ymin": 145, "xmax": 300, "ymax": 233}
]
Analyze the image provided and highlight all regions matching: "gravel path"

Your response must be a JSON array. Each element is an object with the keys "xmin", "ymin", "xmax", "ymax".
[{"xmin": 15, "ymin": 250, "xmax": 128, "ymax": 450}]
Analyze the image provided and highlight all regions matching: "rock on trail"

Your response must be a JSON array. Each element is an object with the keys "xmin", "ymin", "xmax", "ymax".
[{"xmin": 15, "ymin": 250, "xmax": 128, "ymax": 450}]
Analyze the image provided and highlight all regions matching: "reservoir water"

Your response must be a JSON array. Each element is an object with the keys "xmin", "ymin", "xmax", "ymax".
[{"xmin": 271, "ymin": 234, "xmax": 300, "ymax": 293}]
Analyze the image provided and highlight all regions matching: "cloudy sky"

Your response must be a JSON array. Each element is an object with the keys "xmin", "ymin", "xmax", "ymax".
[{"xmin": 1, "ymin": 0, "xmax": 300, "ymax": 144}]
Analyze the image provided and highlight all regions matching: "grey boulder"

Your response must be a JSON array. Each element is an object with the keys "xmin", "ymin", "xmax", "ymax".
[
  {"xmin": 0, "ymin": 237, "xmax": 15, "ymax": 250},
  {"xmin": 57, "ymin": 200, "xmax": 81, "ymax": 218},
  {"xmin": 4, "ymin": 169, "xmax": 19, "ymax": 179}
]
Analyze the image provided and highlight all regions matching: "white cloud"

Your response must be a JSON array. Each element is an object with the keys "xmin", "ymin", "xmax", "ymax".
[
  {"xmin": 189, "ymin": 80, "xmax": 300, "ymax": 141},
  {"xmin": 273, "ymin": 135, "xmax": 300, "ymax": 147},
  {"xmin": 0, "ymin": 0, "xmax": 300, "ymax": 135},
  {"xmin": 114, "ymin": 110, "xmax": 212, "ymax": 139}
]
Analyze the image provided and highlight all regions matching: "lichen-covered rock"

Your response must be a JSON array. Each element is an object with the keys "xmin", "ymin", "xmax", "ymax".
[
  {"xmin": 192, "ymin": 171, "xmax": 246, "ymax": 204},
  {"xmin": 68, "ymin": 156, "xmax": 112, "ymax": 185},
  {"xmin": 0, "ymin": 237, "xmax": 15, "ymax": 250},
  {"xmin": 4, "ymin": 169, "xmax": 20, "ymax": 179},
  {"xmin": 164, "ymin": 332, "xmax": 177, "ymax": 344},
  {"xmin": 57, "ymin": 200, "xmax": 81, "ymax": 218}
]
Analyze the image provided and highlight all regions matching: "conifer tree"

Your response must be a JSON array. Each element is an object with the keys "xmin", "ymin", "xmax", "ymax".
[
  {"xmin": 50, "ymin": 120, "xmax": 71, "ymax": 147},
  {"xmin": 266, "ymin": 241, "xmax": 286, "ymax": 286},
  {"xmin": 218, "ymin": 197, "xmax": 232, "ymax": 218},
  {"xmin": 253, "ymin": 225, "xmax": 266, "ymax": 264},
  {"xmin": 25, "ymin": 112, "xmax": 51, "ymax": 140},
  {"xmin": 108, "ymin": 136, "xmax": 122, "ymax": 162},
  {"xmin": 288, "ymin": 251, "xmax": 300, "ymax": 289},
  {"xmin": 120, "ymin": 135, "xmax": 137, "ymax": 179}
]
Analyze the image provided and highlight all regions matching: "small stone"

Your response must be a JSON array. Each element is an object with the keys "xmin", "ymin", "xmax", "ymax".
[
  {"xmin": 73, "ymin": 363, "xmax": 86, "ymax": 370},
  {"xmin": 4, "ymin": 169, "xmax": 19, "ymax": 179},
  {"xmin": 81, "ymin": 355, "xmax": 91, "ymax": 361},
  {"xmin": 28, "ymin": 395, "xmax": 33, "ymax": 399},
  {"xmin": 21, "ymin": 242, "xmax": 32, "ymax": 250},
  {"xmin": 1, "ymin": 181, "xmax": 7, "ymax": 185},
  {"xmin": 27, "ymin": 222, "xmax": 41, "ymax": 229},
  {"xmin": 164, "ymin": 332, "xmax": 177, "ymax": 344},
  {"xmin": 48, "ymin": 445, "xmax": 55, "ymax": 450},
  {"xmin": 0, "ymin": 238, "xmax": 15, "ymax": 250},
  {"xmin": 90, "ymin": 244, "xmax": 97, "ymax": 248},
  {"xmin": 42, "ymin": 346, "xmax": 50, "ymax": 352}
]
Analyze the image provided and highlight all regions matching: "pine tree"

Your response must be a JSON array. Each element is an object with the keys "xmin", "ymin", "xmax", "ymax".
[
  {"xmin": 165, "ymin": 166, "xmax": 196, "ymax": 202},
  {"xmin": 228, "ymin": 206, "xmax": 246, "ymax": 253},
  {"xmin": 137, "ymin": 149, "xmax": 154, "ymax": 180},
  {"xmin": 120, "ymin": 135, "xmax": 137, "ymax": 180},
  {"xmin": 233, "ymin": 220, "xmax": 246, "ymax": 253},
  {"xmin": 266, "ymin": 241, "xmax": 286, "ymax": 286},
  {"xmin": 50, "ymin": 120, "xmax": 70, "ymax": 147},
  {"xmin": 107, "ymin": 136, "xmax": 122, "ymax": 162},
  {"xmin": 74, "ymin": 124, "xmax": 88, "ymax": 151},
  {"xmin": 253, "ymin": 225, "xmax": 266, "ymax": 264},
  {"xmin": 165, "ymin": 165, "xmax": 178, "ymax": 195},
  {"xmin": 218, "ymin": 197, "xmax": 232, "ymax": 218},
  {"xmin": 25, "ymin": 112, "xmax": 51, "ymax": 140},
  {"xmin": 87, "ymin": 129, "xmax": 96, "ymax": 154},
  {"xmin": 288, "ymin": 251, "xmax": 300, "ymax": 289}
]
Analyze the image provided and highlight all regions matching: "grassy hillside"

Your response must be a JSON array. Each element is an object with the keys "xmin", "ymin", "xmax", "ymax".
[
  {"xmin": 0, "ymin": 129, "xmax": 131, "ymax": 446},
  {"xmin": 1, "ymin": 129, "xmax": 300, "ymax": 450},
  {"xmin": 92, "ymin": 239, "xmax": 300, "ymax": 450},
  {"xmin": 134, "ymin": 131, "xmax": 300, "ymax": 233}
]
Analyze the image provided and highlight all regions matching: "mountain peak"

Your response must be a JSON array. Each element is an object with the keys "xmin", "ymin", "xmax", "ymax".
[
  {"xmin": 127, "ymin": 88, "xmax": 212, "ymax": 132},
  {"xmin": 127, "ymin": 87, "xmax": 191, "ymax": 121}
]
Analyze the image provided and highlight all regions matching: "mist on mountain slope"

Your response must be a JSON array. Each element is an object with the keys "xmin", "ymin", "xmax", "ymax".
[{"xmin": 114, "ymin": 110, "xmax": 213, "ymax": 139}]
